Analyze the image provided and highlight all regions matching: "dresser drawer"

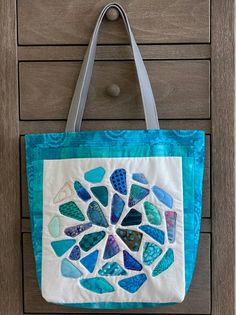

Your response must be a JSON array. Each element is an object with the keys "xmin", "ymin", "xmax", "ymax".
[
  {"xmin": 19, "ymin": 60, "xmax": 210, "ymax": 120},
  {"xmin": 18, "ymin": 0, "xmax": 210, "ymax": 45}
]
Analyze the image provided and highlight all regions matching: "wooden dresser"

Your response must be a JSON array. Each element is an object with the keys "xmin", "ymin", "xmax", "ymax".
[{"xmin": 0, "ymin": 1, "xmax": 235, "ymax": 314}]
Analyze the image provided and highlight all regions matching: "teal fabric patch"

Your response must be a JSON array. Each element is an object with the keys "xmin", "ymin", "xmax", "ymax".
[
  {"xmin": 144, "ymin": 201, "xmax": 162, "ymax": 225},
  {"xmin": 25, "ymin": 129, "xmax": 205, "ymax": 309},
  {"xmin": 128, "ymin": 184, "xmax": 149, "ymax": 207},
  {"xmin": 152, "ymin": 248, "xmax": 174, "ymax": 277},
  {"xmin": 59, "ymin": 201, "xmax": 85, "ymax": 221},
  {"xmin": 61, "ymin": 258, "xmax": 83, "ymax": 278},
  {"xmin": 90, "ymin": 186, "xmax": 108, "ymax": 207},
  {"xmin": 51, "ymin": 239, "xmax": 76, "ymax": 257},
  {"xmin": 84, "ymin": 167, "xmax": 105, "ymax": 183},
  {"xmin": 79, "ymin": 231, "xmax": 105, "ymax": 252},
  {"xmin": 121, "ymin": 208, "xmax": 142, "ymax": 226},
  {"xmin": 80, "ymin": 277, "xmax": 114, "ymax": 294},
  {"xmin": 48, "ymin": 216, "xmax": 60, "ymax": 237},
  {"xmin": 98, "ymin": 262, "xmax": 127, "ymax": 276},
  {"xmin": 143, "ymin": 242, "xmax": 162, "ymax": 266}
]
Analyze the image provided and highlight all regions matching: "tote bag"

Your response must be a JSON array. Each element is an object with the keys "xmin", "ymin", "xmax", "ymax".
[{"xmin": 25, "ymin": 2, "xmax": 205, "ymax": 309}]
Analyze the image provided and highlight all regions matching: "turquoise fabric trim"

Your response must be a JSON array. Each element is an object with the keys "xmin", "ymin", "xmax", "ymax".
[
  {"xmin": 25, "ymin": 129, "xmax": 205, "ymax": 309},
  {"xmin": 65, "ymin": 301, "xmax": 176, "ymax": 309}
]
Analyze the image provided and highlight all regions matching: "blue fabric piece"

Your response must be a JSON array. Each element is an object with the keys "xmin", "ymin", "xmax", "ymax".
[
  {"xmin": 118, "ymin": 274, "xmax": 147, "ymax": 293},
  {"xmin": 87, "ymin": 201, "xmax": 108, "ymax": 227},
  {"xmin": 132, "ymin": 173, "xmax": 148, "ymax": 184},
  {"xmin": 110, "ymin": 193, "xmax": 125, "ymax": 224},
  {"xmin": 139, "ymin": 225, "xmax": 165, "ymax": 245},
  {"xmin": 103, "ymin": 235, "xmax": 120, "ymax": 259},
  {"xmin": 25, "ymin": 129, "xmax": 205, "ymax": 308},
  {"xmin": 98, "ymin": 262, "xmax": 127, "ymax": 276},
  {"xmin": 69, "ymin": 245, "xmax": 81, "ymax": 261},
  {"xmin": 84, "ymin": 167, "xmax": 105, "ymax": 183},
  {"xmin": 80, "ymin": 250, "xmax": 99, "ymax": 273},
  {"xmin": 123, "ymin": 250, "xmax": 142, "ymax": 271},
  {"xmin": 110, "ymin": 168, "xmax": 127, "ymax": 195},
  {"xmin": 165, "ymin": 211, "xmax": 177, "ymax": 243},
  {"xmin": 64, "ymin": 222, "xmax": 92, "ymax": 238},
  {"xmin": 61, "ymin": 258, "xmax": 83, "ymax": 278},
  {"xmin": 80, "ymin": 278, "xmax": 114, "ymax": 294},
  {"xmin": 51, "ymin": 239, "xmax": 76, "ymax": 257},
  {"xmin": 74, "ymin": 181, "xmax": 91, "ymax": 201},
  {"xmin": 152, "ymin": 185, "xmax": 173, "ymax": 208}
]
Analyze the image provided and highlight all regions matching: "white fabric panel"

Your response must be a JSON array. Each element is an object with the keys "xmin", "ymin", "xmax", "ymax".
[{"xmin": 42, "ymin": 157, "xmax": 185, "ymax": 304}]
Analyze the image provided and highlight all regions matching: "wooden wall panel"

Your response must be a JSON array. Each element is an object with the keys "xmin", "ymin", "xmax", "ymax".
[
  {"xmin": 211, "ymin": 0, "xmax": 235, "ymax": 314},
  {"xmin": 23, "ymin": 233, "xmax": 211, "ymax": 314},
  {"xmin": 19, "ymin": 60, "xmax": 210, "ymax": 120},
  {"xmin": 17, "ymin": 45, "xmax": 211, "ymax": 61},
  {"xmin": 17, "ymin": 0, "xmax": 210, "ymax": 45},
  {"xmin": 0, "ymin": 0, "xmax": 235, "ymax": 313},
  {"xmin": 19, "ymin": 119, "xmax": 212, "ymax": 134},
  {"xmin": 0, "ymin": 0, "xmax": 22, "ymax": 314}
]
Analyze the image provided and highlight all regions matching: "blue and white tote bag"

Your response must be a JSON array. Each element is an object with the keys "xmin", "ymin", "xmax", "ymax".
[{"xmin": 25, "ymin": 2, "xmax": 205, "ymax": 309}]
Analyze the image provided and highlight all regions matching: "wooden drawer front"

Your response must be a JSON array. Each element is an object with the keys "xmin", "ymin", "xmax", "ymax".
[
  {"xmin": 19, "ymin": 60, "xmax": 210, "ymax": 120},
  {"xmin": 18, "ymin": 0, "xmax": 210, "ymax": 45},
  {"xmin": 20, "ymin": 133, "xmax": 210, "ymax": 218},
  {"xmin": 23, "ymin": 233, "xmax": 211, "ymax": 314}
]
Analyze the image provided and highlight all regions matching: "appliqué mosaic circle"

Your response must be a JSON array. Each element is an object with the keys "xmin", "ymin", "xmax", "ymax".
[{"xmin": 48, "ymin": 167, "xmax": 177, "ymax": 295}]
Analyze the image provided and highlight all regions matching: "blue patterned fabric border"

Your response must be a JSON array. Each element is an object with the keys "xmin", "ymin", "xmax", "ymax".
[{"xmin": 25, "ymin": 129, "xmax": 205, "ymax": 309}]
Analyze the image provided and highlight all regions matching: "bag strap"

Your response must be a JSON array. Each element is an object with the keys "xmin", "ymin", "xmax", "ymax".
[{"xmin": 65, "ymin": 2, "xmax": 160, "ymax": 132}]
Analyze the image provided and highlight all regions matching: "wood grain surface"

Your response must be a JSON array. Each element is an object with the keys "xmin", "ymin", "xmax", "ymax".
[
  {"xmin": 211, "ymin": 0, "xmax": 235, "ymax": 314},
  {"xmin": 17, "ymin": 0, "xmax": 210, "ymax": 45},
  {"xmin": 0, "ymin": 0, "xmax": 22, "ymax": 314},
  {"xmin": 0, "ymin": 0, "xmax": 234, "ymax": 313},
  {"xmin": 17, "ymin": 44, "xmax": 211, "ymax": 61},
  {"xmin": 19, "ymin": 60, "xmax": 210, "ymax": 120},
  {"xmin": 19, "ymin": 119, "xmax": 212, "ymax": 134}
]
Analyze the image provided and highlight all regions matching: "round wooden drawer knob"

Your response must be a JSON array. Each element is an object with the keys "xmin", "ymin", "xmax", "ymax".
[
  {"xmin": 106, "ymin": 84, "xmax": 121, "ymax": 97},
  {"xmin": 105, "ymin": 7, "xmax": 120, "ymax": 21}
]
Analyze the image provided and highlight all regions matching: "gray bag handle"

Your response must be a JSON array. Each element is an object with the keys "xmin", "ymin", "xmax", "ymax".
[{"xmin": 65, "ymin": 2, "xmax": 160, "ymax": 132}]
